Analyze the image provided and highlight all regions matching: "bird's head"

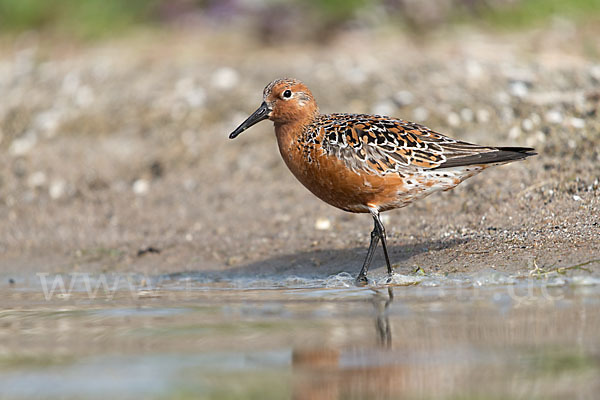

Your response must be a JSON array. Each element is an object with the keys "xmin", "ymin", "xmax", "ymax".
[{"xmin": 229, "ymin": 78, "xmax": 318, "ymax": 139}]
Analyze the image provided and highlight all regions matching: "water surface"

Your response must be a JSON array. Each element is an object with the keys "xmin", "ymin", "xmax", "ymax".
[{"xmin": 1, "ymin": 270, "xmax": 599, "ymax": 399}]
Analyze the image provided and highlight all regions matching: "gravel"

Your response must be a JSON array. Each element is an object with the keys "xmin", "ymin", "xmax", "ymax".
[{"xmin": 0, "ymin": 25, "xmax": 599, "ymax": 280}]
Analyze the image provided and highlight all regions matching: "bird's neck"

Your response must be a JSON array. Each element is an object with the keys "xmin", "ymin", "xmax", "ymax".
[
  {"xmin": 274, "ymin": 111, "xmax": 319, "ymax": 172},
  {"xmin": 274, "ymin": 111, "xmax": 319, "ymax": 146}
]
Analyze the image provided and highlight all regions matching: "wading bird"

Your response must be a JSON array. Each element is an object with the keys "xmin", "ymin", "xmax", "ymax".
[{"xmin": 229, "ymin": 78, "xmax": 536, "ymax": 285}]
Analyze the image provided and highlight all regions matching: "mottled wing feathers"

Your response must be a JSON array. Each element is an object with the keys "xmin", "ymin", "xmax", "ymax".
[
  {"xmin": 314, "ymin": 114, "xmax": 448, "ymax": 174},
  {"xmin": 311, "ymin": 114, "xmax": 533, "ymax": 175}
]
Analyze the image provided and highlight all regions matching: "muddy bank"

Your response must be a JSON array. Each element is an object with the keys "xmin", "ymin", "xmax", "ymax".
[{"xmin": 1, "ymin": 26, "xmax": 599, "ymax": 281}]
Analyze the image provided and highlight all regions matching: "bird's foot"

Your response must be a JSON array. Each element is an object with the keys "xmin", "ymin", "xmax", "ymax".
[{"xmin": 354, "ymin": 274, "xmax": 369, "ymax": 287}]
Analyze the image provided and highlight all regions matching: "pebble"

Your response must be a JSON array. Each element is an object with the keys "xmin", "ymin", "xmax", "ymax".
[
  {"xmin": 372, "ymin": 100, "xmax": 395, "ymax": 117},
  {"xmin": 447, "ymin": 112, "xmax": 461, "ymax": 127},
  {"xmin": 545, "ymin": 110, "xmax": 563, "ymax": 124},
  {"xmin": 212, "ymin": 67, "xmax": 239, "ymax": 90},
  {"xmin": 476, "ymin": 109, "xmax": 490, "ymax": 124},
  {"xmin": 460, "ymin": 108, "xmax": 474, "ymax": 123},
  {"xmin": 521, "ymin": 118, "xmax": 534, "ymax": 132},
  {"xmin": 75, "ymin": 85, "xmax": 95, "ymax": 108},
  {"xmin": 509, "ymin": 81, "xmax": 528, "ymax": 97},
  {"xmin": 412, "ymin": 107, "xmax": 429, "ymax": 122},
  {"xmin": 61, "ymin": 71, "xmax": 81, "ymax": 94},
  {"xmin": 590, "ymin": 64, "xmax": 600, "ymax": 82},
  {"xmin": 9, "ymin": 131, "xmax": 37, "ymax": 156},
  {"xmin": 176, "ymin": 78, "xmax": 206, "ymax": 108},
  {"xmin": 35, "ymin": 109, "xmax": 62, "ymax": 137},
  {"xmin": 315, "ymin": 217, "xmax": 331, "ymax": 230},
  {"xmin": 497, "ymin": 91, "xmax": 511, "ymax": 104},
  {"xmin": 380, "ymin": 214, "xmax": 390, "ymax": 224},
  {"xmin": 393, "ymin": 90, "xmax": 414, "ymax": 106},
  {"xmin": 534, "ymin": 131, "xmax": 546, "ymax": 143},
  {"xmin": 132, "ymin": 179, "xmax": 150, "ymax": 195},
  {"xmin": 508, "ymin": 126, "xmax": 521, "ymax": 139},
  {"xmin": 500, "ymin": 106, "xmax": 514, "ymax": 123},
  {"xmin": 27, "ymin": 171, "xmax": 47, "ymax": 188},
  {"xmin": 49, "ymin": 180, "xmax": 67, "ymax": 199},
  {"xmin": 569, "ymin": 117, "xmax": 585, "ymax": 129},
  {"xmin": 466, "ymin": 60, "xmax": 483, "ymax": 79}
]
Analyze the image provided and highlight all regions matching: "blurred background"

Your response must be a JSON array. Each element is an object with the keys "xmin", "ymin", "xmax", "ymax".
[
  {"xmin": 1, "ymin": 0, "xmax": 599, "ymax": 294},
  {"xmin": 1, "ymin": 1, "xmax": 600, "ymax": 400},
  {"xmin": 1, "ymin": 0, "xmax": 600, "ymax": 40},
  {"xmin": 0, "ymin": 0, "xmax": 600, "ymax": 268}
]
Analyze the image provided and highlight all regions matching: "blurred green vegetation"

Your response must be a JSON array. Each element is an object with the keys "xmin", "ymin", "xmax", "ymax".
[
  {"xmin": 0, "ymin": 0, "xmax": 159, "ymax": 38},
  {"xmin": 305, "ymin": 0, "xmax": 369, "ymax": 19},
  {"xmin": 0, "ymin": 0, "xmax": 599, "ymax": 40},
  {"xmin": 480, "ymin": 0, "xmax": 600, "ymax": 28}
]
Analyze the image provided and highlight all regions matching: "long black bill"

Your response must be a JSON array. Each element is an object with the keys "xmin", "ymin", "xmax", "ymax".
[{"xmin": 229, "ymin": 101, "xmax": 271, "ymax": 139}]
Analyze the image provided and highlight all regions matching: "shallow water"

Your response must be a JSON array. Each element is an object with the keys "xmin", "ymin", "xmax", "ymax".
[{"xmin": 2, "ymin": 270, "xmax": 600, "ymax": 399}]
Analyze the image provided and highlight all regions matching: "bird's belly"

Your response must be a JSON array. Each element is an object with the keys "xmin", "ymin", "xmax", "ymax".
[
  {"xmin": 279, "ymin": 146, "xmax": 405, "ymax": 213},
  {"xmin": 279, "ymin": 144, "xmax": 485, "ymax": 213}
]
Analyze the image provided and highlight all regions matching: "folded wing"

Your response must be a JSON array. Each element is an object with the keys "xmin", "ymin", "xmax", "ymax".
[{"xmin": 317, "ymin": 114, "xmax": 535, "ymax": 175}]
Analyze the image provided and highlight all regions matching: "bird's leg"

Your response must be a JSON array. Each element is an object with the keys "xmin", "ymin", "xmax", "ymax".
[
  {"xmin": 372, "ymin": 211, "xmax": 394, "ymax": 276},
  {"xmin": 356, "ymin": 209, "xmax": 395, "ymax": 285},
  {"xmin": 355, "ymin": 219, "xmax": 380, "ymax": 286}
]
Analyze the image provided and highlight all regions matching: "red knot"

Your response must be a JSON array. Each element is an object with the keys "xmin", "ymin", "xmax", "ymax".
[{"xmin": 230, "ymin": 78, "xmax": 536, "ymax": 285}]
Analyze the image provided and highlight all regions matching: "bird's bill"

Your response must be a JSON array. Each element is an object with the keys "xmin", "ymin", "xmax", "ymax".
[{"xmin": 229, "ymin": 101, "xmax": 271, "ymax": 139}]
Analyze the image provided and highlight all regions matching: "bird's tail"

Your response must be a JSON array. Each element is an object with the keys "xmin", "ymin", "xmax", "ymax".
[{"xmin": 437, "ymin": 147, "xmax": 537, "ymax": 169}]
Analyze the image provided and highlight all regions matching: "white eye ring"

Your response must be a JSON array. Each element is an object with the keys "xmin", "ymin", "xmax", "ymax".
[{"xmin": 282, "ymin": 89, "xmax": 292, "ymax": 99}]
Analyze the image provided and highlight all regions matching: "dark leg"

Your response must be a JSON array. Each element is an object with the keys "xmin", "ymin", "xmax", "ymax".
[
  {"xmin": 355, "ymin": 209, "xmax": 395, "ymax": 285},
  {"xmin": 355, "ymin": 219, "xmax": 380, "ymax": 286},
  {"xmin": 373, "ymin": 211, "xmax": 394, "ymax": 275}
]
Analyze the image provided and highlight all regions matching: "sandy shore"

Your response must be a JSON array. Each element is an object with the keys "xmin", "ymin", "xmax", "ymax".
[{"xmin": 1, "ymin": 26, "xmax": 599, "ymax": 282}]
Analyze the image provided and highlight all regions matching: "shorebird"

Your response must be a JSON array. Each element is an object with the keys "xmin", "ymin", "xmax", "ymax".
[{"xmin": 229, "ymin": 78, "xmax": 536, "ymax": 285}]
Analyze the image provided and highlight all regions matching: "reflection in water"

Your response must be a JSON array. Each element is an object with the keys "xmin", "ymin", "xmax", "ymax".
[
  {"xmin": 1, "ymin": 279, "xmax": 599, "ymax": 399},
  {"xmin": 374, "ymin": 287, "xmax": 394, "ymax": 348},
  {"xmin": 292, "ymin": 288, "xmax": 396, "ymax": 400},
  {"xmin": 288, "ymin": 284, "xmax": 600, "ymax": 400}
]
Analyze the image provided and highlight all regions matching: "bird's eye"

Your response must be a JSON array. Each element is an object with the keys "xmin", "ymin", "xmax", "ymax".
[{"xmin": 282, "ymin": 89, "xmax": 292, "ymax": 99}]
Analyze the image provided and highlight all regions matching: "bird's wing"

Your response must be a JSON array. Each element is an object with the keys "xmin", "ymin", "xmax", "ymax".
[{"xmin": 316, "ymin": 114, "xmax": 533, "ymax": 175}]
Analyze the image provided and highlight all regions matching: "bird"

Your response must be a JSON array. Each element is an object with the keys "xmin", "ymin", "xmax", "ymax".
[{"xmin": 229, "ymin": 78, "xmax": 536, "ymax": 285}]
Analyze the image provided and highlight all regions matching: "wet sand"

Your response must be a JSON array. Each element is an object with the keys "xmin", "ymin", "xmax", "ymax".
[{"xmin": 1, "ymin": 26, "xmax": 599, "ymax": 282}]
